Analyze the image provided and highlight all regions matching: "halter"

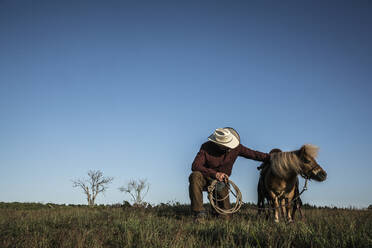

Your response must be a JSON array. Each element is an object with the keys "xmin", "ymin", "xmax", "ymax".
[{"xmin": 300, "ymin": 163, "xmax": 320, "ymax": 180}]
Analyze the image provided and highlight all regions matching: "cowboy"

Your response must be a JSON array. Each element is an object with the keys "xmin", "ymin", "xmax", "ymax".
[{"xmin": 189, "ymin": 127, "xmax": 270, "ymax": 221}]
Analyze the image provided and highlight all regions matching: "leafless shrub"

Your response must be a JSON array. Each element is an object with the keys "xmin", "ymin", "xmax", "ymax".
[
  {"xmin": 119, "ymin": 179, "xmax": 149, "ymax": 206},
  {"xmin": 72, "ymin": 170, "xmax": 113, "ymax": 206}
]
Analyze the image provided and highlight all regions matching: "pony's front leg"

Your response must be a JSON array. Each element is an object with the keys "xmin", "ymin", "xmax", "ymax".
[
  {"xmin": 280, "ymin": 198, "xmax": 287, "ymax": 222},
  {"xmin": 274, "ymin": 198, "xmax": 280, "ymax": 222},
  {"xmin": 269, "ymin": 192, "xmax": 280, "ymax": 222}
]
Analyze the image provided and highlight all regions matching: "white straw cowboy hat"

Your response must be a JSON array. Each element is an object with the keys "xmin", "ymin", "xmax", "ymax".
[{"xmin": 208, "ymin": 128, "xmax": 240, "ymax": 149}]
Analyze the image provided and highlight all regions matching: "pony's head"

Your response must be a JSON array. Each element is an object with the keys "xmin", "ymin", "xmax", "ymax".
[{"xmin": 297, "ymin": 144, "xmax": 327, "ymax": 181}]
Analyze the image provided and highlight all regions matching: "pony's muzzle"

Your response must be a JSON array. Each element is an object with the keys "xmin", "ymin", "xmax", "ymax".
[{"xmin": 317, "ymin": 171, "xmax": 327, "ymax": 181}]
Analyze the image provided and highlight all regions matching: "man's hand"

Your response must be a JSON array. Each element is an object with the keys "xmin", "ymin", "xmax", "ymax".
[{"xmin": 215, "ymin": 172, "xmax": 228, "ymax": 182}]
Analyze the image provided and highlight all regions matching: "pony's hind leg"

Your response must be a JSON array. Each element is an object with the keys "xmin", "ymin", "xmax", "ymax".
[
  {"xmin": 297, "ymin": 198, "xmax": 305, "ymax": 220},
  {"xmin": 292, "ymin": 179, "xmax": 303, "ymax": 221},
  {"xmin": 286, "ymin": 198, "xmax": 293, "ymax": 223},
  {"xmin": 257, "ymin": 190, "xmax": 263, "ymax": 216},
  {"xmin": 292, "ymin": 200, "xmax": 298, "ymax": 220},
  {"xmin": 257, "ymin": 177, "xmax": 265, "ymax": 217},
  {"xmin": 265, "ymin": 198, "xmax": 271, "ymax": 220}
]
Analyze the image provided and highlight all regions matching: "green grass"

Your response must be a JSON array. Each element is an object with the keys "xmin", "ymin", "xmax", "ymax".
[{"xmin": 0, "ymin": 203, "xmax": 371, "ymax": 248}]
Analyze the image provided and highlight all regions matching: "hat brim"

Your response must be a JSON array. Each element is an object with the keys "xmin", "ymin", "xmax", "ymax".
[
  {"xmin": 208, "ymin": 134, "xmax": 240, "ymax": 149},
  {"xmin": 224, "ymin": 127, "xmax": 240, "ymax": 143}
]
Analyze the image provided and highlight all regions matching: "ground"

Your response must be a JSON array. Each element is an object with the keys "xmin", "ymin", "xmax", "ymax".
[{"xmin": 0, "ymin": 202, "xmax": 371, "ymax": 248}]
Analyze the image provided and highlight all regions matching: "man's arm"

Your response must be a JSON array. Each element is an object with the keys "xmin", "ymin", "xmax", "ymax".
[
  {"xmin": 191, "ymin": 147, "xmax": 218, "ymax": 178},
  {"xmin": 238, "ymin": 144, "xmax": 270, "ymax": 162}
]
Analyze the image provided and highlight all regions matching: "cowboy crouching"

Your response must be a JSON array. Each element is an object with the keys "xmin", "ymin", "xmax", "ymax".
[{"xmin": 189, "ymin": 127, "xmax": 270, "ymax": 222}]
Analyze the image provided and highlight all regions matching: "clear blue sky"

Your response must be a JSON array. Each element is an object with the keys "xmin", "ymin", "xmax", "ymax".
[{"xmin": 1, "ymin": 0, "xmax": 371, "ymax": 208}]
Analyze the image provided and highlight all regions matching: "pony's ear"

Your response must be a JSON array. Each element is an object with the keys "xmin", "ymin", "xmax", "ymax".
[{"xmin": 299, "ymin": 145, "xmax": 306, "ymax": 158}]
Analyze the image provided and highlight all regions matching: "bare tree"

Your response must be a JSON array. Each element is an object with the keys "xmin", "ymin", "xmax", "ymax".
[
  {"xmin": 119, "ymin": 179, "xmax": 149, "ymax": 205},
  {"xmin": 72, "ymin": 170, "xmax": 113, "ymax": 206}
]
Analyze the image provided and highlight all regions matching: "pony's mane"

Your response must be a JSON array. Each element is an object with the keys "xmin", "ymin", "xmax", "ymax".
[
  {"xmin": 303, "ymin": 144, "xmax": 319, "ymax": 158},
  {"xmin": 270, "ymin": 152, "xmax": 301, "ymax": 179},
  {"xmin": 270, "ymin": 144, "xmax": 320, "ymax": 179}
]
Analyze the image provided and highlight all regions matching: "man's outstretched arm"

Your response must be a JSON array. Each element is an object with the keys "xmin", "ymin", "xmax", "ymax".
[{"xmin": 238, "ymin": 144, "xmax": 270, "ymax": 162}]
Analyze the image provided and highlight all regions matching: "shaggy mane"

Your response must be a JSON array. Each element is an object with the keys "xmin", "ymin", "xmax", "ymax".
[
  {"xmin": 270, "ymin": 152, "xmax": 301, "ymax": 179},
  {"xmin": 303, "ymin": 144, "xmax": 319, "ymax": 158}
]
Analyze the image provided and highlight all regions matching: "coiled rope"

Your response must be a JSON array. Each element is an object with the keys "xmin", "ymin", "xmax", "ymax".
[{"xmin": 207, "ymin": 179, "xmax": 243, "ymax": 215}]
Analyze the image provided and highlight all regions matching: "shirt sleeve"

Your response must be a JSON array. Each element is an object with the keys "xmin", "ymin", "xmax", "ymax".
[
  {"xmin": 191, "ymin": 147, "xmax": 218, "ymax": 178},
  {"xmin": 238, "ymin": 144, "xmax": 270, "ymax": 162}
]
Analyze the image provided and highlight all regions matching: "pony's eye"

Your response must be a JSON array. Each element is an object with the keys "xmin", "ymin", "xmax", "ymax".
[{"xmin": 304, "ymin": 159, "xmax": 311, "ymax": 164}]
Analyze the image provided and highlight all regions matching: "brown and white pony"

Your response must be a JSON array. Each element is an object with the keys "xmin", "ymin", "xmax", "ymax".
[
  {"xmin": 259, "ymin": 144, "xmax": 327, "ymax": 222},
  {"xmin": 257, "ymin": 149, "xmax": 304, "ymax": 220},
  {"xmin": 258, "ymin": 173, "xmax": 304, "ymax": 220}
]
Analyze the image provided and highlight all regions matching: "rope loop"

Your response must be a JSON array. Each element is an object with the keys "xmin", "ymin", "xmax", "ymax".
[{"xmin": 207, "ymin": 179, "xmax": 243, "ymax": 215}]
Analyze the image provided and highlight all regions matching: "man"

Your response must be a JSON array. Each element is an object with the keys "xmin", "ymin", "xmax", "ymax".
[{"xmin": 189, "ymin": 127, "xmax": 270, "ymax": 221}]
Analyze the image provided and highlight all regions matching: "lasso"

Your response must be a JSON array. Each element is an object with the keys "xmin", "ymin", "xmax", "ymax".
[{"xmin": 207, "ymin": 179, "xmax": 243, "ymax": 215}]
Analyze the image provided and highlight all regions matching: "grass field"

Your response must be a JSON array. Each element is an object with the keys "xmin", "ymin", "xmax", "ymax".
[{"xmin": 0, "ymin": 202, "xmax": 371, "ymax": 248}]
